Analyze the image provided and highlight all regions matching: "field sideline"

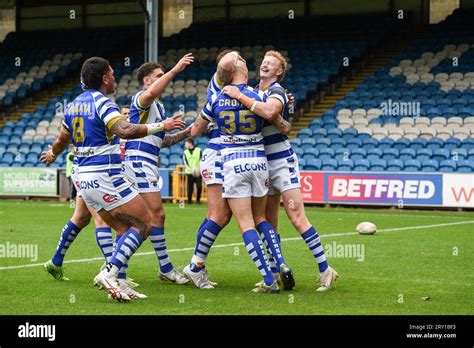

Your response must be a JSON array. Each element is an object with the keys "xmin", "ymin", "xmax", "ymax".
[{"xmin": 0, "ymin": 200, "xmax": 473, "ymax": 315}]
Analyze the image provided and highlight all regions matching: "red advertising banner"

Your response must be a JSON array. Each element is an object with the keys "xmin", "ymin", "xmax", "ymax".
[{"xmin": 299, "ymin": 171, "xmax": 324, "ymax": 203}]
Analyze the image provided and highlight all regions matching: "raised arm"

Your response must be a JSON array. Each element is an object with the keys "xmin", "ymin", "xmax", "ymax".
[{"xmin": 140, "ymin": 53, "xmax": 194, "ymax": 107}]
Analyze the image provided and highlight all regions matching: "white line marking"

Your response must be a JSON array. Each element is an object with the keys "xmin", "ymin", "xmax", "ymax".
[{"xmin": 0, "ymin": 220, "xmax": 473, "ymax": 271}]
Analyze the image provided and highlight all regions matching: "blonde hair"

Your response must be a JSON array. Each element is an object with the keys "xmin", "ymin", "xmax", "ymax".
[{"xmin": 264, "ymin": 50, "xmax": 287, "ymax": 82}]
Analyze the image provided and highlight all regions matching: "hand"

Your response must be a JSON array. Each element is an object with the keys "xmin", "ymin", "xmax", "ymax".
[
  {"xmin": 162, "ymin": 113, "xmax": 186, "ymax": 131},
  {"xmin": 40, "ymin": 145, "xmax": 57, "ymax": 164},
  {"xmin": 222, "ymin": 85, "xmax": 241, "ymax": 99},
  {"xmin": 172, "ymin": 53, "xmax": 194, "ymax": 74},
  {"xmin": 286, "ymin": 91, "xmax": 295, "ymax": 105}
]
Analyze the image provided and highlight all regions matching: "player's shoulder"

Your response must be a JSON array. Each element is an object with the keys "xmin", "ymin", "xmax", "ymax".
[
  {"xmin": 268, "ymin": 81, "xmax": 286, "ymax": 95},
  {"xmin": 246, "ymin": 85, "xmax": 266, "ymax": 100}
]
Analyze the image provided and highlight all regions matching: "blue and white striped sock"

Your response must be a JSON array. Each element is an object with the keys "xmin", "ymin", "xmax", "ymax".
[
  {"xmin": 190, "ymin": 219, "xmax": 221, "ymax": 272},
  {"xmin": 52, "ymin": 220, "xmax": 81, "ymax": 267},
  {"xmin": 243, "ymin": 229, "xmax": 274, "ymax": 286},
  {"xmin": 110, "ymin": 229, "xmax": 143, "ymax": 270},
  {"xmin": 262, "ymin": 233, "xmax": 280, "ymax": 275},
  {"xmin": 256, "ymin": 221, "xmax": 286, "ymax": 270},
  {"xmin": 149, "ymin": 226, "xmax": 173, "ymax": 273},
  {"xmin": 112, "ymin": 235, "xmax": 128, "ymax": 280},
  {"xmin": 95, "ymin": 227, "xmax": 113, "ymax": 263},
  {"xmin": 302, "ymin": 226, "xmax": 328, "ymax": 272}
]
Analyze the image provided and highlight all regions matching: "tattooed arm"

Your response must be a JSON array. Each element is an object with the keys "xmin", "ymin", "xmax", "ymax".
[
  {"xmin": 108, "ymin": 114, "xmax": 185, "ymax": 140},
  {"xmin": 191, "ymin": 115, "xmax": 210, "ymax": 137},
  {"xmin": 161, "ymin": 126, "xmax": 191, "ymax": 148},
  {"xmin": 271, "ymin": 114, "xmax": 292, "ymax": 135}
]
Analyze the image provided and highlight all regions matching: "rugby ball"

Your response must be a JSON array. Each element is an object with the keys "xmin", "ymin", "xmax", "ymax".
[{"xmin": 356, "ymin": 222, "xmax": 377, "ymax": 235}]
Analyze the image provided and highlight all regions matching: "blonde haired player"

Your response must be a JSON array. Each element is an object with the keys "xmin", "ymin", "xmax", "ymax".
[{"xmin": 222, "ymin": 50, "xmax": 338, "ymax": 292}]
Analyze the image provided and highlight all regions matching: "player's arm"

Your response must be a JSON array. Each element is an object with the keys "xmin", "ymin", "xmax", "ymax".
[
  {"xmin": 216, "ymin": 51, "xmax": 239, "ymax": 86},
  {"xmin": 272, "ymin": 114, "xmax": 292, "ymax": 135},
  {"xmin": 40, "ymin": 127, "xmax": 70, "ymax": 164},
  {"xmin": 108, "ymin": 114, "xmax": 185, "ymax": 139},
  {"xmin": 139, "ymin": 53, "xmax": 194, "ymax": 107},
  {"xmin": 222, "ymin": 85, "xmax": 283, "ymax": 121},
  {"xmin": 161, "ymin": 126, "xmax": 192, "ymax": 148},
  {"xmin": 191, "ymin": 115, "xmax": 210, "ymax": 137}
]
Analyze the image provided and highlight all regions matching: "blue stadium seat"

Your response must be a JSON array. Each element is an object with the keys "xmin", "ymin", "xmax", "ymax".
[
  {"xmin": 393, "ymin": 138, "xmax": 410, "ymax": 150},
  {"xmin": 426, "ymin": 138, "xmax": 444, "ymax": 151},
  {"xmin": 350, "ymin": 148, "xmax": 367, "ymax": 160},
  {"xmin": 421, "ymin": 160, "xmax": 439, "ymax": 172},
  {"xmin": 338, "ymin": 159, "xmax": 354, "ymax": 171},
  {"xmin": 439, "ymin": 160, "xmax": 457, "ymax": 172},
  {"xmin": 379, "ymin": 138, "xmax": 394, "ymax": 150},
  {"xmin": 321, "ymin": 159, "xmax": 337, "ymax": 171},
  {"xmin": 410, "ymin": 138, "xmax": 427, "ymax": 150},
  {"xmin": 305, "ymin": 158, "xmax": 322, "ymax": 170},
  {"xmin": 387, "ymin": 159, "xmax": 404, "ymax": 172},
  {"xmin": 315, "ymin": 138, "xmax": 331, "ymax": 149},
  {"xmin": 382, "ymin": 148, "xmax": 399, "ymax": 160},
  {"xmin": 404, "ymin": 159, "xmax": 421, "ymax": 172},
  {"xmin": 367, "ymin": 148, "xmax": 383, "ymax": 160},
  {"xmin": 353, "ymin": 159, "xmax": 370, "ymax": 171},
  {"xmin": 319, "ymin": 148, "xmax": 335, "ymax": 160},
  {"xmin": 432, "ymin": 149, "xmax": 450, "ymax": 162},
  {"xmin": 293, "ymin": 147, "xmax": 304, "ymax": 158},
  {"xmin": 444, "ymin": 138, "xmax": 462, "ymax": 151},
  {"xmin": 312, "ymin": 129, "xmax": 327, "ymax": 137},
  {"xmin": 370, "ymin": 159, "xmax": 387, "ymax": 171},
  {"xmin": 331, "ymin": 138, "xmax": 347, "ymax": 148},
  {"xmin": 297, "ymin": 128, "xmax": 312, "ymax": 139},
  {"xmin": 362, "ymin": 138, "xmax": 378, "ymax": 150},
  {"xmin": 399, "ymin": 148, "xmax": 416, "ymax": 160},
  {"xmin": 289, "ymin": 138, "xmax": 301, "ymax": 147},
  {"xmin": 417, "ymin": 148, "xmax": 433, "ymax": 161},
  {"xmin": 456, "ymin": 160, "xmax": 474, "ymax": 173}
]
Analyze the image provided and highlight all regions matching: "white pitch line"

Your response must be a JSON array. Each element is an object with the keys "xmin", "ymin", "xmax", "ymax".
[{"xmin": 0, "ymin": 220, "xmax": 473, "ymax": 271}]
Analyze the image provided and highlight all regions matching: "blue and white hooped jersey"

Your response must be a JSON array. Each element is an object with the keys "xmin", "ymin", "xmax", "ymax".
[
  {"xmin": 260, "ymin": 81, "xmax": 293, "ymax": 161},
  {"xmin": 201, "ymin": 84, "xmax": 266, "ymax": 158},
  {"xmin": 124, "ymin": 90, "xmax": 166, "ymax": 165},
  {"xmin": 205, "ymin": 72, "xmax": 224, "ymax": 151},
  {"xmin": 62, "ymin": 90, "xmax": 122, "ymax": 173}
]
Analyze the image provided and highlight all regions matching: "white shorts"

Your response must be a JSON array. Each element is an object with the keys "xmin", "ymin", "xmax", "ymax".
[
  {"xmin": 267, "ymin": 152, "xmax": 301, "ymax": 195},
  {"xmin": 70, "ymin": 165, "xmax": 81, "ymax": 198},
  {"xmin": 221, "ymin": 151, "xmax": 269, "ymax": 198},
  {"xmin": 122, "ymin": 160, "xmax": 162, "ymax": 193},
  {"xmin": 78, "ymin": 170, "xmax": 138, "ymax": 212},
  {"xmin": 200, "ymin": 148, "xmax": 223, "ymax": 185}
]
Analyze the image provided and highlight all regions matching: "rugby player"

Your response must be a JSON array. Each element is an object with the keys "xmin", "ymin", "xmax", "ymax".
[
  {"xmin": 121, "ymin": 54, "xmax": 194, "ymax": 285},
  {"xmin": 41, "ymin": 57, "xmax": 185, "ymax": 301},
  {"xmin": 222, "ymin": 51, "xmax": 338, "ymax": 292},
  {"xmin": 190, "ymin": 55, "xmax": 289, "ymax": 293}
]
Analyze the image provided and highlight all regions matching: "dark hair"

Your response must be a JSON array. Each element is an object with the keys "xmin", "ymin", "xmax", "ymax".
[
  {"xmin": 80, "ymin": 57, "xmax": 111, "ymax": 90},
  {"xmin": 121, "ymin": 104, "xmax": 130, "ymax": 110},
  {"xmin": 137, "ymin": 62, "xmax": 163, "ymax": 86},
  {"xmin": 216, "ymin": 49, "xmax": 233, "ymax": 63},
  {"xmin": 185, "ymin": 138, "xmax": 194, "ymax": 145}
]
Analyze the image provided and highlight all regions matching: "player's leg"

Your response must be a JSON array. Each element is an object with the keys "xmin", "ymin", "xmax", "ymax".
[
  {"xmin": 261, "ymin": 193, "xmax": 282, "ymax": 280},
  {"xmin": 89, "ymin": 207, "xmax": 114, "ymax": 264},
  {"xmin": 252, "ymin": 194, "xmax": 294, "ymax": 290},
  {"xmin": 184, "ymin": 183, "xmax": 231, "ymax": 289},
  {"xmin": 227, "ymin": 196, "xmax": 277, "ymax": 293},
  {"xmin": 96, "ymin": 207, "xmax": 147, "ymax": 299},
  {"xmin": 83, "ymin": 169, "xmax": 150, "ymax": 302},
  {"xmin": 281, "ymin": 188, "xmax": 338, "ymax": 292},
  {"xmin": 141, "ymin": 191, "xmax": 189, "ymax": 284},
  {"xmin": 44, "ymin": 196, "xmax": 92, "ymax": 281}
]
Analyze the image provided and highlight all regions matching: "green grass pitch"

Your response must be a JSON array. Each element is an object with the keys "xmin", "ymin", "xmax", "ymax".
[{"xmin": 0, "ymin": 200, "xmax": 473, "ymax": 315}]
